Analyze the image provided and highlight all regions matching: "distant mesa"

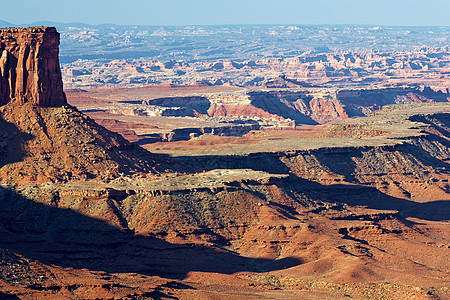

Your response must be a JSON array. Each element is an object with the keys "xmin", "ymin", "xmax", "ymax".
[{"xmin": 0, "ymin": 26, "xmax": 66, "ymax": 107}]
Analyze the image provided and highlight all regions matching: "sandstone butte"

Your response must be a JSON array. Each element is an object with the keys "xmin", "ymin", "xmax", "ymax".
[{"xmin": 0, "ymin": 26, "xmax": 66, "ymax": 106}]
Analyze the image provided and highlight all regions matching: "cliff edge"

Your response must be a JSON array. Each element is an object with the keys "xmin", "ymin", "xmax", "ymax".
[{"xmin": 0, "ymin": 26, "xmax": 66, "ymax": 106}]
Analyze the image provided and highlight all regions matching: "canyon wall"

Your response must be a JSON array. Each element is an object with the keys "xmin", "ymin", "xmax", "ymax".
[
  {"xmin": 0, "ymin": 27, "xmax": 66, "ymax": 106},
  {"xmin": 138, "ymin": 87, "xmax": 447, "ymax": 126}
]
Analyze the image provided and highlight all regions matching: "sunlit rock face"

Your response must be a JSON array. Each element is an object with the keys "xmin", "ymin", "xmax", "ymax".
[{"xmin": 0, "ymin": 26, "xmax": 66, "ymax": 106}]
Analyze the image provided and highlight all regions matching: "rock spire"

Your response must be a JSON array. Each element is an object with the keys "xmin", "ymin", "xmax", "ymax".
[{"xmin": 0, "ymin": 26, "xmax": 66, "ymax": 106}]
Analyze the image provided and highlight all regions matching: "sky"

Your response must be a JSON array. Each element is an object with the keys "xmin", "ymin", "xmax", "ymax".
[{"xmin": 2, "ymin": 0, "xmax": 450, "ymax": 27}]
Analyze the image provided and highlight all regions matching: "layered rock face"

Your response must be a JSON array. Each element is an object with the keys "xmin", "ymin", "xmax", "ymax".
[{"xmin": 0, "ymin": 27, "xmax": 66, "ymax": 106}]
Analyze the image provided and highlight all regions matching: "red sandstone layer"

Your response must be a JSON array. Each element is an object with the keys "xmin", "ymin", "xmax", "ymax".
[{"xmin": 0, "ymin": 26, "xmax": 66, "ymax": 106}]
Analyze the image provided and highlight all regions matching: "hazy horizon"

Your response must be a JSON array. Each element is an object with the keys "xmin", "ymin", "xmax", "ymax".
[
  {"xmin": 3, "ymin": 20, "xmax": 450, "ymax": 28},
  {"xmin": 2, "ymin": 0, "xmax": 450, "ymax": 27}
]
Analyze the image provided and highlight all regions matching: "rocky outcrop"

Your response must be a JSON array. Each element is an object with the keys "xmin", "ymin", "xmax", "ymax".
[
  {"xmin": 0, "ymin": 27, "xmax": 66, "ymax": 106},
  {"xmin": 122, "ymin": 86, "xmax": 448, "ymax": 129}
]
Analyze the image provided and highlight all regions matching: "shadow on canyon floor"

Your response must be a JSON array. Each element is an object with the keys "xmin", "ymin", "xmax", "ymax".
[
  {"xmin": 0, "ymin": 185, "xmax": 302, "ymax": 280},
  {"xmin": 175, "ymin": 152, "xmax": 292, "ymax": 175},
  {"xmin": 0, "ymin": 291, "xmax": 19, "ymax": 300},
  {"xmin": 280, "ymin": 176, "xmax": 450, "ymax": 222},
  {"xmin": 248, "ymin": 91, "xmax": 318, "ymax": 125}
]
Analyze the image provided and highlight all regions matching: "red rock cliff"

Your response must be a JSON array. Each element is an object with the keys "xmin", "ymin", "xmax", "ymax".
[{"xmin": 0, "ymin": 26, "xmax": 66, "ymax": 106}]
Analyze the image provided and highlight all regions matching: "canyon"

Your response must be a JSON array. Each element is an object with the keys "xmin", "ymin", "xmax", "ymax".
[
  {"xmin": 66, "ymin": 84, "xmax": 449, "ymax": 146},
  {"xmin": 0, "ymin": 26, "xmax": 449, "ymax": 300},
  {"xmin": 61, "ymin": 47, "xmax": 450, "ymax": 91}
]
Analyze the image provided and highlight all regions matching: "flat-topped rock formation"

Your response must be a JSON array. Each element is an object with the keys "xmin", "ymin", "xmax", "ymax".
[{"xmin": 0, "ymin": 27, "xmax": 66, "ymax": 106}]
